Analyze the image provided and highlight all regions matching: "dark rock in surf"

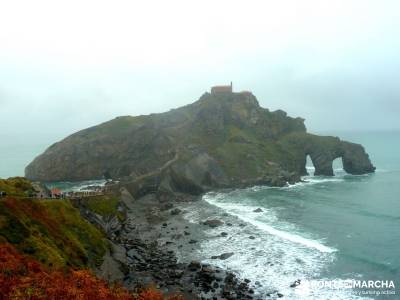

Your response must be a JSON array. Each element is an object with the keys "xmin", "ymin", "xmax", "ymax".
[
  {"xmin": 211, "ymin": 252, "xmax": 234, "ymax": 260},
  {"xmin": 290, "ymin": 279, "xmax": 301, "ymax": 288},
  {"xmin": 203, "ymin": 219, "xmax": 224, "ymax": 228},
  {"xmin": 170, "ymin": 208, "xmax": 181, "ymax": 215}
]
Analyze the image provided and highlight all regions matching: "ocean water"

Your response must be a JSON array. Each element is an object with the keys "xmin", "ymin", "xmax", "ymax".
[
  {"xmin": 198, "ymin": 131, "xmax": 400, "ymax": 299},
  {"xmin": 0, "ymin": 133, "xmax": 49, "ymax": 179},
  {"xmin": 45, "ymin": 179, "xmax": 108, "ymax": 192}
]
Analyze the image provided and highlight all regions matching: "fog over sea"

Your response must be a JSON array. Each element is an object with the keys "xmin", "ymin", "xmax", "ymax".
[{"xmin": 1, "ymin": 131, "xmax": 399, "ymax": 298}]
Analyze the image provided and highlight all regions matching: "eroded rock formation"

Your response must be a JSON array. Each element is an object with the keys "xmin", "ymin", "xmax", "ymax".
[{"xmin": 279, "ymin": 133, "xmax": 375, "ymax": 177}]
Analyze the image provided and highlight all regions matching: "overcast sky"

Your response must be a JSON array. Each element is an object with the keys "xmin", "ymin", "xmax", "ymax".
[{"xmin": 1, "ymin": 0, "xmax": 400, "ymax": 149}]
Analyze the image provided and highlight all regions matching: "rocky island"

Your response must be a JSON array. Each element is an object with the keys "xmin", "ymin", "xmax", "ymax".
[
  {"xmin": 26, "ymin": 90, "xmax": 375, "ymax": 194},
  {"xmin": 26, "ymin": 88, "xmax": 374, "ymax": 187}
]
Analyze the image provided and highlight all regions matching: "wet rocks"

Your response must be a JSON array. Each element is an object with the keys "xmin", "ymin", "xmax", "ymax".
[
  {"xmin": 160, "ymin": 203, "xmax": 174, "ymax": 211},
  {"xmin": 221, "ymin": 272, "xmax": 254, "ymax": 300},
  {"xmin": 127, "ymin": 248, "xmax": 145, "ymax": 263},
  {"xmin": 77, "ymin": 194, "xmax": 275, "ymax": 299},
  {"xmin": 211, "ymin": 252, "xmax": 234, "ymax": 260},
  {"xmin": 122, "ymin": 236, "xmax": 256, "ymax": 299},
  {"xmin": 253, "ymin": 208, "xmax": 263, "ymax": 213},
  {"xmin": 170, "ymin": 208, "xmax": 181, "ymax": 215},
  {"xmin": 189, "ymin": 263, "xmax": 255, "ymax": 299},
  {"xmin": 266, "ymin": 291, "xmax": 284, "ymax": 298},
  {"xmin": 203, "ymin": 219, "xmax": 224, "ymax": 228},
  {"xmin": 122, "ymin": 238, "xmax": 186, "ymax": 290},
  {"xmin": 290, "ymin": 279, "xmax": 301, "ymax": 288},
  {"xmin": 199, "ymin": 265, "xmax": 215, "ymax": 283},
  {"xmin": 188, "ymin": 260, "xmax": 201, "ymax": 271}
]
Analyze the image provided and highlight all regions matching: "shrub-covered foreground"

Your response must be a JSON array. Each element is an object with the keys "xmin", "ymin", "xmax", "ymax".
[
  {"xmin": 0, "ymin": 180, "xmax": 184, "ymax": 300},
  {"xmin": 0, "ymin": 243, "xmax": 183, "ymax": 300}
]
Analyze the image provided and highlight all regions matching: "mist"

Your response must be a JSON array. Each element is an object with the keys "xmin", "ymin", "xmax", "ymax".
[{"xmin": 1, "ymin": 0, "xmax": 400, "ymax": 178}]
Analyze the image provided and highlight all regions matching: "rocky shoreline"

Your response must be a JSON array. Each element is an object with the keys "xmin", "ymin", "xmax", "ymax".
[{"xmin": 75, "ymin": 187, "xmax": 285, "ymax": 299}]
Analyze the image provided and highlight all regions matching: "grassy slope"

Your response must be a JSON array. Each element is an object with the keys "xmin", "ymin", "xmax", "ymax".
[
  {"xmin": 184, "ymin": 120, "xmax": 299, "ymax": 180},
  {"xmin": 0, "ymin": 177, "xmax": 35, "ymax": 197},
  {"xmin": 0, "ymin": 197, "xmax": 108, "ymax": 269},
  {"xmin": 214, "ymin": 126, "xmax": 288, "ymax": 178},
  {"xmin": 81, "ymin": 194, "xmax": 125, "ymax": 221}
]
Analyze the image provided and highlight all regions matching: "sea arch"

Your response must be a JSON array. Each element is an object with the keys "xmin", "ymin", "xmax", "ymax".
[{"xmin": 300, "ymin": 135, "xmax": 375, "ymax": 176}]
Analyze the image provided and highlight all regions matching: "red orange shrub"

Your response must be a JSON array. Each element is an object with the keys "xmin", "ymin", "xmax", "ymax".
[
  {"xmin": 0, "ymin": 243, "xmax": 132, "ymax": 299},
  {"xmin": 0, "ymin": 243, "xmax": 183, "ymax": 300}
]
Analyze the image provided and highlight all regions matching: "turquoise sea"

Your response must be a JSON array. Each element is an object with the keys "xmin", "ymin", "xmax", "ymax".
[
  {"xmin": 1, "ymin": 131, "xmax": 399, "ymax": 299},
  {"xmin": 201, "ymin": 131, "xmax": 400, "ymax": 299}
]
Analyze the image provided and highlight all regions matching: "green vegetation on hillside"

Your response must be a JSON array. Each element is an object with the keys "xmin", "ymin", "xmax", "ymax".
[
  {"xmin": 82, "ymin": 194, "xmax": 125, "ymax": 221},
  {"xmin": 0, "ymin": 177, "xmax": 35, "ymax": 197},
  {"xmin": 0, "ymin": 197, "xmax": 108, "ymax": 269}
]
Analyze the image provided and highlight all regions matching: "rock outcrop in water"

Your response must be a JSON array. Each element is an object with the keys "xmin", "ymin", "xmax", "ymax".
[
  {"xmin": 279, "ymin": 133, "xmax": 376, "ymax": 176},
  {"xmin": 25, "ymin": 90, "xmax": 375, "ymax": 190}
]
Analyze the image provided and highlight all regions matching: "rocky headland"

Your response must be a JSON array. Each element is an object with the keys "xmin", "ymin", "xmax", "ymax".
[{"xmin": 25, "ymin": 90, "xmax": 375, "ymax": 187}]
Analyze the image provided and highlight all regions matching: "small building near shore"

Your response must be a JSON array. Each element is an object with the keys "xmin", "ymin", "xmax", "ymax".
[{"xmin": 51, "ymin": 188, "xmax": 62, "ymax": 199}]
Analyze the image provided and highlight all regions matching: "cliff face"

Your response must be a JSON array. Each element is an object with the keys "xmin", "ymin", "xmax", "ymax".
[{"xmin": 25, "ymin": 91, "xmax": 375, "ymax": 189}]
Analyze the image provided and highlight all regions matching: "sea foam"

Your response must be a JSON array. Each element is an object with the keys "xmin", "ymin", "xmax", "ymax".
[
  {"xmin": 204, "ymin": 195, "xmax": 336, "ymax": 253},
  {"xmin": 197, "ymin": 191, "xmax": 368, "ymax": 299}
]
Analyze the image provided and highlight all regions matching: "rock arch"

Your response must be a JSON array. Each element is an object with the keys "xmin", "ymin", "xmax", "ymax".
[{"xmin": 302, "ymin": 135, "xmax": 375, "ymax": 176}]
